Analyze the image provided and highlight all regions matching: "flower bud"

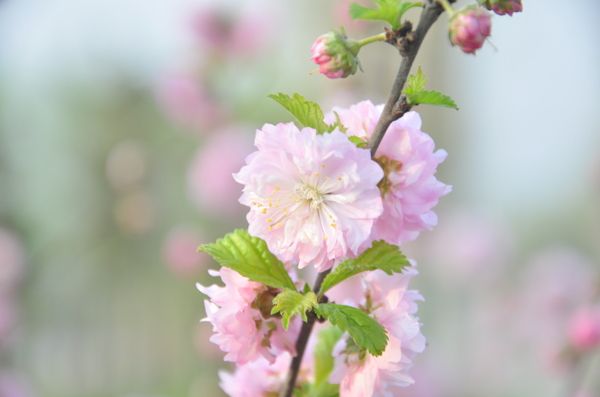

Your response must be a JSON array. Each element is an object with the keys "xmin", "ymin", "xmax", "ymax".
[
  {"xmin": 449, "ymin": 5, "xmax": 492, "ymax": 55},
  {"xmin": 478, "ymin": 0, "xmax": 523, "ymax": 16},
  {"xmin": 310, "ymin": 29, "xmax": 361, "ymax": 79}
]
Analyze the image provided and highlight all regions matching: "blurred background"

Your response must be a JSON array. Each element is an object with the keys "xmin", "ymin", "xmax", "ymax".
[{"xmin": 0, "ymin": 0, "xmax": 599, "ymax": 396}]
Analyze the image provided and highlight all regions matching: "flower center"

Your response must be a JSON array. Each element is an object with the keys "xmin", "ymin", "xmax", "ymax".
[
  {"xmin": 294, "ymin": 183, "xmax": 325, "ymax": 210},
  {"xmin": 374, "ymin": 155, "xmax": 402, "ymax": 196}
]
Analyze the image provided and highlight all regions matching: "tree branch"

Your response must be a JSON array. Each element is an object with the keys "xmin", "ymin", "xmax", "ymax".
[
  {"xmin": 367, "ymin": 0, "xmax": 446, "ymax": 157},
  {"xmin": 280, "ymin": 269, "xmax": 330, "ymax": 397}
]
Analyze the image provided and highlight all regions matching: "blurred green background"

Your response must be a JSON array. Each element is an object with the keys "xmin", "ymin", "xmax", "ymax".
[{"xmin": 0, "ymin": 0, "xmax": 599, "ymax": 396}]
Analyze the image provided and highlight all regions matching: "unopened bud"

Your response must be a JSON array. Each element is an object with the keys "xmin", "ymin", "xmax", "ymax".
[
  {"xmin": 478, "ymin": 0, "xmax": 523, "ymax": 16},
  {"xmin": 310, "ymin": 29, "xmax": 361, "ymax": 79},
  {"xmin": 449, "ymin": 5, "xmax": 492, "ymax": 55}
]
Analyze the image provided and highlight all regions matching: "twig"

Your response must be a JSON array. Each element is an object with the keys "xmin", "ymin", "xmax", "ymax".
[
  {"xmin": 367, "ymin": 0, "xmax": 447, "ymax": 157},
  {"xmin": 280, "ymin": 269, "xmax": 331, "ymax": 397},
  {"xmin": 281, "ymin": 1, "xmax": 450, "ymax": 395}
]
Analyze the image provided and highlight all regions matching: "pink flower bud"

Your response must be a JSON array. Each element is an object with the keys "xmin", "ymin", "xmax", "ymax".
[
  {"xmin": 567, "ymin": 309, "xmax": 600, "ymax": 351},
  {"xmin": 479, "ymin": 0, "xmax": 523, "ymax": 16},
  {"xmin": 449, "ymin": 5, "xmax": 492, "ymax": 55},
  {"xmin": 310, "ymin": 30, "xmax": 361, "ymax": 79}
]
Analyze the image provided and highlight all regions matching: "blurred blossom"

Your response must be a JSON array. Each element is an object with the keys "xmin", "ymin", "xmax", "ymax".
[
  {"xmin": 0, "ymin": 372, "xmax": 34, "ymax": 397},
  {"xmin": 190, "ymin": 1, "xmax": 275, "ymax": 57},
  {"xmin": 187, "ymin": 128, "xmax": 253, "ymax": 217},
  {"xmin": 567, "ymin": 307, "xmax": 600, "ymax": 351},
  {"xmin": 114, "ymin": 190, "xmax": 155, "ymax": 235},
  {"xmin": 514, "ymin": 248, "xmax": 598, "ymax": 370},
  {"xmin": 0, "ymin": 228, "xmax": 25, "ymax": 292},
  {"xmin": 157, "ymin": 73, "xmax": 221, "ymax": 133},
  {"xmin": 105, "ymin": 140, "xmax": 147, "ymax": 192},
  {"xmin": 162, "ymin": 225, "xmax": 206, "ymax": 277},
  {"xmin": 425, "ymin": 209, "xmax": 514, "ymax": 286}
]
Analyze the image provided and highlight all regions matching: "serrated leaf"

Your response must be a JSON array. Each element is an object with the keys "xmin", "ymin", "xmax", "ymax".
[
  {"xmin": 407, "ymin": 90, "xmax": 459, "ymax": 109},
  {"xmin": 198, "ymin": 229, "xmax": 296, "ymax": 291},
  {"xmin": 268, "ymin": 93, "xmax": 329, "ymax": 135},
  {"xmin": 350, "ymin": 1, "xmax": 422, "ymax": 30},
  {"xmin": 271, "ymin": 290, "xmax": 318, "ymax": 330},
  {"xmin": 320, "ymin": 240, "xmax": 410, "ymax": 295},
  {"xmin": 314, "ymin": 303, "xmax": 388, "ymax": 356},
  {"xmin": 347, "ymin": 135, "xmax": 367, "ymax": 148},
  {"xmin": 314, "ymin": 326, "xmax": 344, "ymax": 386},
  {"xmin": 404, "ymin": 65, "xmax": 428, "ymax": 97}
]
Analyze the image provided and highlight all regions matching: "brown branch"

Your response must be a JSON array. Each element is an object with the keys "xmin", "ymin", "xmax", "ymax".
[
  {"xmin": 367, "ymin": 0, "xmax": 447, "ymax": 157},
  {"xmin": 280, "ymin": 2, "xmax": 452, "ymax": 395},
  {"xmin": 280, "ymin": 269, "xmax": 331, "ymax": 397}
]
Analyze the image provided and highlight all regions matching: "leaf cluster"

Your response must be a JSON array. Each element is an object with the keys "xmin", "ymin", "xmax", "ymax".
[
  {"xmin": 404, "ymin": 66, "xmax": 459, "ymax": 109},
  {"xmin": 350, "ymin": 0, "xmax": 422, "ymax": 30}
]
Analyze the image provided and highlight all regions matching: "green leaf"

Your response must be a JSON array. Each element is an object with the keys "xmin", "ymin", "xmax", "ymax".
[
  {"xmin": 314, "ymin": 326, "xmax": 344, "ymax": 386},
  {"xmin": 350, "ymin": 1, "xmax": 422, "ymax": 30},
  {"xmin": 404, "ymin": 66, "xmax": 428, "ymax": 97},
  {"xmin": 347, "ymin": 135, "xmax": 367, "ymax": 148},
  {"xmin": 407, "ymin": 90, "xmax": 459, "ymax": 109},
  {"xmin": 327, "ymin": 111, "xmax": 349, "ymax": 133},
  {"xmin": 198, "ymin": 229, "xmax": 296, "ymax": 291},
  {"xmin": 268, "ymin": 93, "xmax": 330, "ymax": 135},
  {"xmin": 404, "ymin": 66, "xmax": 459, "ymax": 109},
  {"xmin": 320, "ymin": 240, "xmax": 410, "ymax": 295},
  {"xmin": 271, "ymin": 290, "xmax": 318, "ymax": 330},
  {"xmin": 314, "ymin": 303, "xmax": 388, "ymax": 356}
]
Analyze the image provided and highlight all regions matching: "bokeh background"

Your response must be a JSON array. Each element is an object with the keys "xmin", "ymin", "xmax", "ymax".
[{"xmin": 0, "ymin": 0, "xmax": 599, "ymax": 396}]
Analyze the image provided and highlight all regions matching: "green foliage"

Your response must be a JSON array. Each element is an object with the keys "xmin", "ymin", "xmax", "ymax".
[
  {"xmin": 404, "ymin": 66, "xmax": 459, "ymax": 109},
  {"xmin": 271, "ymin": 290, "xmax": 318, "ymax": 330},
  {"xmin": 198, "ymin": 229, "xmax": 296, "ymax": 291},
  {"xmin": 314, "ymin": 326, "xmax": 344, "ymax": 386},
  {"xmin": 348, "ymin": 135, "xmax": 367, "ymax": 148},
  {"xmin": 314, "ymin": 303, "xmax": 388, "ymax": 356},
  {"xmin": 319, "ymin": 240, "xmax": 410, "ymax": 295},
  {"xmin": 268, "ymin": 93, "xmax": 330, "ymax": 135},
  {"xmin": 350, "ymin": 0, "xmax": 422, "ymax": 30}
]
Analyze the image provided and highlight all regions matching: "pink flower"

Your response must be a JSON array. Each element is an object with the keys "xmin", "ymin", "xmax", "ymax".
[
  {"xmin": 330, "ymin": 268, "xmax": 426, "ymax": 396},
  {"xmin": 567, "ymin": 308, "xmax": 600, "ymax": 351},
  {"xmin": 219, "ymin": 353, "xmax": 293, "ymax": 397},
  {"xmin": 157, "ymin": 73, "xmax": 221, "ymax": 132},
  {"xmin": 234, "ymin": 123, "xmax": 383, "ymax": 271},
  {"xmin": 479, "ymin": 0, "xmax": 523, "ymax": 16},
  {"xmin": 187, "ymin": 128, "xmax": 254, "ymax": 217},
  {"xmin": 197, "ymin": 267, "xmax": 300, "ymax": 365},
  {"xmin": 310, "ymin": 30, "xmax": 361, "ymax": 79},
  {"xmin": 449, "ymin": 5, "xmax": 492, "ymax": 54},
  {"xmin": 162, "ymin": 225, "xmax": 206, "ymax": 277},
  {"xmin": 324, "ymin": 101, "xmax": 450, "ymax": 246}
]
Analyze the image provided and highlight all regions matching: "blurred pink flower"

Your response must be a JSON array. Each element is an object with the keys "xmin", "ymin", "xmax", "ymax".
[
  {"xmin": 0, "ymin": 228, "xmax": 25, "ymax": 292},
  {"xmin": 187, "ymin": 128, "xmax": 254, "ymax": 217},
  {"xmin": 325, "ymin": 101, "xmax": 450, "ymax": 246},
  {"xmin": 0, "ymin": 372, "xmax": 34, "ymax": 397},
  {"xmin": 567, "ymin": 307, "xmax": 600, "ymax": 351},
  {"xmin": 234, "ymin": 123, "xmax": 383, "ymax": 271},
  {"xmin": 162, "ymin": 226, "xmax": 206, "ymax": 277},
  {"xmin": 157, "ymin": 73, "xmax": 221, "ymax": 132},
  {"xmin": 191, "ymin": 2, "xmax": 274, "ymax": 57},
  {"xmin": 331, "ymin": 268, "xmax": 426, "ymax": 396},
  {"xmin": 197, "ymin": 267, "xmax": 300, "ymax": 365}
]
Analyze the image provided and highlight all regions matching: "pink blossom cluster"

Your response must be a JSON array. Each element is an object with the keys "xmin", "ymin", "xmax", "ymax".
[
  {"xmin": 449, "ymin": 5, "xmax": 492, "ymax": 54},
  {"xmin": 330, "ymin": 268, "xmax": 426, "ymax": 396},
  {"xmin": 199, "ymin": 100, "xmax": 448, "ymax": 396}
]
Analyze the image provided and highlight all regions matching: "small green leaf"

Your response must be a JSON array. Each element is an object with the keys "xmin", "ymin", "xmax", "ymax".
[
  {"xmin": 350, "ymin": 1, "xmax": 422, "ymax": 30},
  {"xmin": 320, "ymin": 240, "xmax": 410, "ymax": 295},
  {"xmin": 407, "ymin": 90, "xmax": 459, "ymax": 109},
  {"xmin": 404, "ymin": 66, "xmax": 428, "ymax": 97},
  {"xmin": 268, "ymin": 93, "xmax": 330, "ymax": 135},
  {"xmin": 347, "ymin": 135, "xmax": 367, "ymax": 148},
  {"xmin": 314, "ymin": 303, "xmax": 388, "ymax": 356},
  {"xmin": 314, "ymin": 326, "xmax": 344, "ymax": 386},
  {"xmin": 327, "ymin": 111, "xmax": 349, "ymax": 133},
  {"xmin": 271, "ymin": 290, "xmax": 318, "ymax": 330},
  {"xmin": 198, "ymin": 229, "xmax": 296, "ymax": 291}
]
